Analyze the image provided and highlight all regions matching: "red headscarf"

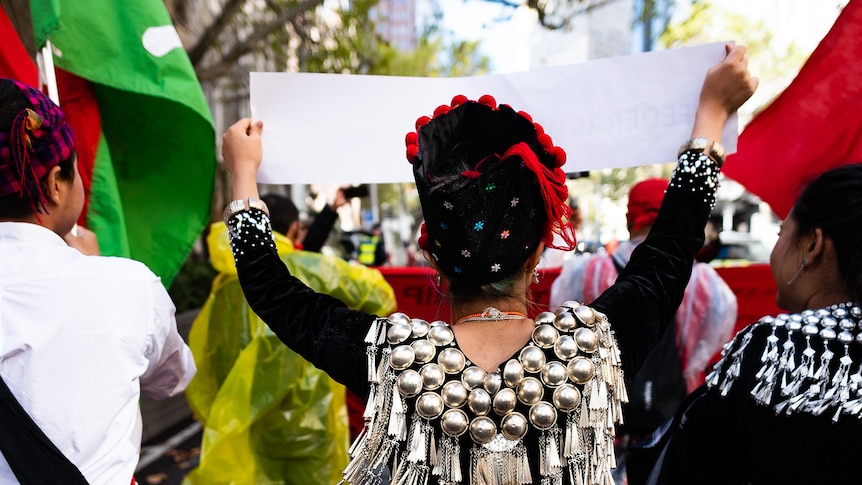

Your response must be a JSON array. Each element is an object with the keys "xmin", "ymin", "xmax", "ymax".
[{"xmin": 626, "ymin": 178, "xmax": 669, "ymax": 234}]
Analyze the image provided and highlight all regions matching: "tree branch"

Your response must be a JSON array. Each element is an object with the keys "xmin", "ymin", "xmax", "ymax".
[
  {"xmin": 195, "ymin": 0, "xmax": 324, "ymax": 81},
  {"xmin": 188, "ymin": 0, "xmax": 247, "ymax": 67}
]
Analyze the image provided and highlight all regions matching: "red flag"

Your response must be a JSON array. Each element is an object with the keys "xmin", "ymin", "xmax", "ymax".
[
  {"xmin": 0, "ymin": 6, "xmax": 102, "ymax": 227},
  {"xmin": 723, "ymin": 0, "xmax": 862, "ymax": 219},
  {"xmin": 0, "ymin": 6, "xmax": 37, "ymax": 85}
]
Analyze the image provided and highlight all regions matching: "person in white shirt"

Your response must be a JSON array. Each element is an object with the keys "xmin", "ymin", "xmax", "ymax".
[{"xmin": 0, "ymin": 78, "xmax": 196, "ymax": 484}]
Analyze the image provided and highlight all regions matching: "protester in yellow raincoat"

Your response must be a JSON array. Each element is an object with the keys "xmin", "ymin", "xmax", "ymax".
[{"xmin": 184, "ymin": 204, "xmax": 396, "ymax": 484}]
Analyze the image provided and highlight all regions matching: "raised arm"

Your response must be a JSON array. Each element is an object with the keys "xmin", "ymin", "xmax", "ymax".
[
  {"xmin": 594, "ymin": 44, "xmax": 757, "ymax": 375},
  {"xmin": 221, "ymin": 119, "xmax": 377, "ymax": 397}
]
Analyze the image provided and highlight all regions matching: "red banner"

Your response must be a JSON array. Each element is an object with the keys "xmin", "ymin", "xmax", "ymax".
[{"xmin": 377, "ymin": 264, "xmax": 780, "ymax": 337}]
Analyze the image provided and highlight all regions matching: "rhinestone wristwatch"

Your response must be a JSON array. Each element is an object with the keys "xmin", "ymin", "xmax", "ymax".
[
  {"xmin": 223, "ymin": 197, "xmax": 269, "ymax": 224},
  {"xmin": 678, "ymin": 137, "xmax": 726, "ymax": 167}
]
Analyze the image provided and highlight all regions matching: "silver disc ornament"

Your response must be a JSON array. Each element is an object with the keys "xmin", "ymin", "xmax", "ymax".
[
  {"xmin": 441, "ymin": 409, "xmax": 469, "ymax": 437},
  {"xmin": 519, "ymin": 346, "xmax": 546, "ymax": 373},
  {"xmin": 553, "ymin": 335, "xmax": 578, "ymax": 360},
  {"xmin": 503, "ymin": 359, "xmax": 525, "ymax": 387},
  {"xmin": 417, "ymin": 392, "xmax": 445, "ymax": 419},
  {"xmin": 386, "ymin": 320, "xmax": 413, "ymax": 345},
  {"xmin": 438, "ymin": 348, "xmax": 466, "ymax": 374},
  {"xmin": 484, "ymin": 372, "xmax": 503, "ymax": 395},
  {"xmin": 396, "ymin": 369, "xmax": 423, "ymax": 397},
  {"xmin": 553, "ymin": 312, "xmax": 577, "ymax": 332},
  {"xmin": 441, "ymin": 380, "xmax": 469, "ymax": 408},
  {"xmin": 461, "ymin": 366, "xmax": 488, "ymax": 390},
  {"xmin": 540, "ymin": 361, "xmax": 568, "ymax": 387},
  {"xmin": 420, "ymin": 363, "xmax": 446, "ymax": 390},
  {"xmin": 534, "ymin": 312, "xmax": 556, "ymax": 326},
  {"xmin": 574, "ymin": 327, "xmax": 599, "ymax": 353},
  {"xmin": 567, "ymin": 356, "xmax": 595, "ymax": 384},
  {"xmin": 493, "ymin": 388, "xmax": 518, "ymax": 415},
  {"xmin": 529, "ymin": 402, "xmax": 557, "ymax": 429},
  {"xmin": 516, "ymin": 377, "xmax": 544, "ymax": 405},
  {"xmin": 411, "ymin": 318, "xmax": 431, "ymax": 337},
  {"xmin": 411, "ymin": 339, "xmax": 436, "ymax": 364},
  {"xmin": 389, "ymin": 344, "xmax": 416, "ymax": 370},
  {"xmin": 467, "ymin": 388, "xmax": 492, "ymax": 415},
  {"xmin": 500, "ymin": 412, "xmax": 528, "ymax": 441},
  {"xmin": 427, "ymin": 324, "xmax": 454, "ymax": 346},
  {"xmin": 573, "ymin": 305, "xmax": 596, "ymax": 326},
  {"xmin": 532, "ymin": 324, "xmax": 559, "ymax": 349},
  {"xmin": 469, "ymin": 416, "xmax": 497, "ymax": 444},
  {"xmin": 552, "ymin": 384, "xmax": 581, "ymax": 411}
]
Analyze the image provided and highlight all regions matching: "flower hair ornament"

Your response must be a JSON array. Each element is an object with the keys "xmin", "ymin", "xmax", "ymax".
[{"xmin": 407, "ymin": 94, "xmax": 576, "ymax": 286}]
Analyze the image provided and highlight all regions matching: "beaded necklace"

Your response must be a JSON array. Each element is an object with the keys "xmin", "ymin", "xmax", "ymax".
[{"xmin": 455, "ymin": 307, "xmax": 528, "ymax": 326}]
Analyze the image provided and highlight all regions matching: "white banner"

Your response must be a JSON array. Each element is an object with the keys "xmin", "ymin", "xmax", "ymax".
[{"xmin": 251, "ymin": 42, "xmax": 735, "ymax": 184}]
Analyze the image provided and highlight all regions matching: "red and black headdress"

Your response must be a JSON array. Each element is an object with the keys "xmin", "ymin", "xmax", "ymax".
[
  {"xmin": 0, "ymin": 78, "xmax": 75, "ymax": 214},
  {"xmin": 407, "ymin": 95, "xmax": 576, "ymax": 286}
]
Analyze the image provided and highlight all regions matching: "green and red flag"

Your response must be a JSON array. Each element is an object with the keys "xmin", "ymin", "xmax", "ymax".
[{"xmin": 0, "ymin": 0, "xmax": 215, "ymax": 288}]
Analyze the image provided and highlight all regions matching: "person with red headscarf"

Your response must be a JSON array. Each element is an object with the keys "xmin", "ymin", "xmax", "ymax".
[
  {"xmin": 550, "ymin": 177, "xmax": 738, "ymax": 484},
  {"xmin": 219, "ymin": 45, "xmax": 755, "ymax": 485},
  {"xmin": 552, "ymin": 178, "xmax": 738, "ymax": 393}
]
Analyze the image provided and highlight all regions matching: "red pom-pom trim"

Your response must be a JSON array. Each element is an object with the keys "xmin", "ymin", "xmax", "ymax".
[
  {"xmin": 450, "ymin": 94, "xmax": 468, "ymax": 107},
  {"xmin": 405, "ymin": 131, "xmax": 418, "ymax": 146},
  {"xmin": 433, "ymin": 105, "xmax": 451, "ymax": 117},
  {"xmin": 518, "ymin": 111, "xmax": 533, "ymax": 122},
  {"xmin": 417, "ymin": 223, "xmax": 429, "ymax": 250},
  {"xmin": 406, "ymin": 144, "xmax": 419, "ymax": 161},
  {"xmin": 537, "ymin": 133, "xmax": 553, "ymax": 149},
  {"xmin": 549, "ymin": 146, "xmax": 567, "ymax": 166},
  {"xmin": 477, "ymin": 94, "xmax": 497, "ymax": 108},
  {"xmin": 533, "ymin": 123, "xmax": 545, "ymax": 136},
  {"xmin": 415, "ymin": 116, "xmax": 431, "ymax": 130}
]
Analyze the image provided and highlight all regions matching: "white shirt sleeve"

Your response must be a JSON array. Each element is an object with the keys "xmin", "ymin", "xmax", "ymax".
[{"xmin": 140, "ymin": 278, "xmax": 196, "ymax": 399}]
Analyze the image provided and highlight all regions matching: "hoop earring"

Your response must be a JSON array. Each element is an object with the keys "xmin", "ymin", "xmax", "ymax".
[
  {"xmin": 533, "ymin": 269, "xmax": 540, "ymax": 284},
  {"xmin": 786, "ymin": 257, "xmax": 809, "ymax": 286}
]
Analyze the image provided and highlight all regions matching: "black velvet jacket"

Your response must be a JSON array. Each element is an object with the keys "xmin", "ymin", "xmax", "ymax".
[
  {"xmin": 231, "ymin": 153, "xmax": 714, "ymax": 398},
  {"xmin": 228, "ymin": 150, "xmax": 718, "ymax": 484},
  {"xmin": 648, "ymin": 305, "xmax": 862, "ymax": 485}
]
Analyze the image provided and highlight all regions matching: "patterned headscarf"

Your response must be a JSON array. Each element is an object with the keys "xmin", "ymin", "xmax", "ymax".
[
  {"xmin": 407, "ymin": 95, "xmax": 576, "ymax": 286},
  {"xmin": 0, "ymin": 79, "xmax": 75, "ymax": 213}
]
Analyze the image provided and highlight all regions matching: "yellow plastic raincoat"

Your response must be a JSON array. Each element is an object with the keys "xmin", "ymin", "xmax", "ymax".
[{"xmin": 184, "ymin": 223, "xmax": 396, "ymax": 485}]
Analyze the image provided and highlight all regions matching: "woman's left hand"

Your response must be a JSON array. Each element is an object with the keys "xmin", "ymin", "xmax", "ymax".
[{"xmin": 222, "ymin": 118, "xmax": 264, "ymax": 201}]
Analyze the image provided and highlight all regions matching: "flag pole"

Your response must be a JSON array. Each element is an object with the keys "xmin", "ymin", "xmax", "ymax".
[
  {"xmin": 37, "ymin": 40, "xmax": 74, "ymax": 235},
  {"xmin": 37, "ymin": 40, "xmax": 59, "ymax": 105}
]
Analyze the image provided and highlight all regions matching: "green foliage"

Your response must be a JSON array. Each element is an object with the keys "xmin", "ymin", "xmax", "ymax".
[
  {"xmin": 371, "ymin": 37, "xmax": 490, "ymax": 77},
  {"xmin": 168, "ymin": 258, "xmax": 218, "ymax": 313},
  {"xmin": 660, "ymin": 0, "xmax": 806, "ymax": 110},
  {"xmin": 287, "ymin": 0, "xmax": 489, "ymax": 76}
]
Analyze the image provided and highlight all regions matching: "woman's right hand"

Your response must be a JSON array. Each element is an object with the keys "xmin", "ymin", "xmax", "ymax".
[
  {"xmin": 222, "ymin": 118, "xmax": 264, "ymax": 201},
  {"xmin": 691, "ymin": 44, "xmax": 758, "ymax": 142},
  {"xmin": 702, "ymin": 44, "xmax": 758, "ymax": 117}
]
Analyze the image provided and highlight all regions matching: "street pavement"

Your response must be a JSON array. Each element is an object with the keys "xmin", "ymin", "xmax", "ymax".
[{"xmin": 135, "ymin": 420, "xmax": 202, "ymax": 485}]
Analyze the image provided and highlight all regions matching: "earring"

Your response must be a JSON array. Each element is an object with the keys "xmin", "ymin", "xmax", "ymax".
[
  {"xmin": 786, "ymin": 257, "xmax": 809, "ymax": 286},
  {"xmin": 436, "ymin": 273, "xmax": 442, "ymax": 287},
  {"xmin": 533, "ymin": 269, "xmax": 540, "ymax": 284}
]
